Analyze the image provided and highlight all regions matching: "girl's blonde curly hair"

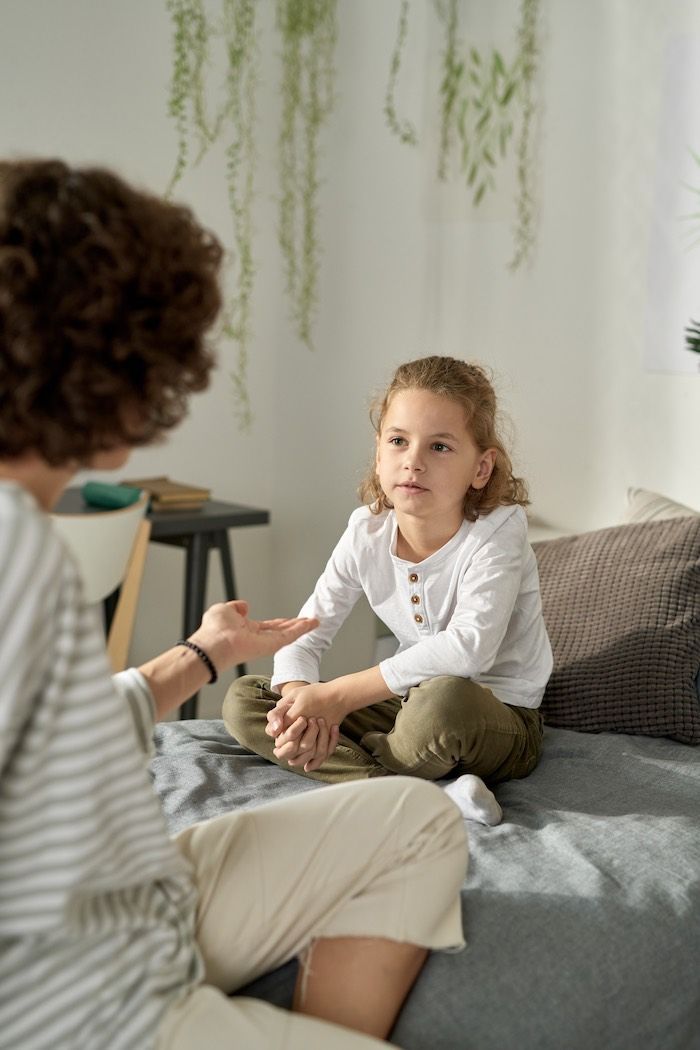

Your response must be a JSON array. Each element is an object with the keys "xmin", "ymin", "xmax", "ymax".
[{"xmin": 359, "ymin": 356, "xmax": 529, "ymax": 523}]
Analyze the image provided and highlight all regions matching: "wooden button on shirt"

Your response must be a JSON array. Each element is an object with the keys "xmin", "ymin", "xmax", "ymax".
[
  {"xmin": 414, "ymin": 613, "xmax": 424, "ymax": 624},
  {"xmin": 409, "ymin": 572, "xmax": 418, "ymax": 582}
]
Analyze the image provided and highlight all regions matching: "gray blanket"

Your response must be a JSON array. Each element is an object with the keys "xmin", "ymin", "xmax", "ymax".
[{"xmin": 151, "ymin": 722, "xmax": 700, "ymax": 1050}]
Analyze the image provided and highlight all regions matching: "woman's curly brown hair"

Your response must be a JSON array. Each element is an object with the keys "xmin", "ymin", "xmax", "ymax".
[
  {"xmin": 359, "ymin": 355, "xmax": 529, "ymax": 522},
  {"xmin": 0, "ymin": 158, "xmax": 223, "ymax": 465}
]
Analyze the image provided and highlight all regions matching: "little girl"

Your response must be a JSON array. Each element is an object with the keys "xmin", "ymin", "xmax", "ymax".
[{"xmin": 223, "ymin": 356, "xmax": 552, "ymax": 825}]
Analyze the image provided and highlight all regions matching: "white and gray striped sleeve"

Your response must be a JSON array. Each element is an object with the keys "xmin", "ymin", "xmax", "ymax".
[
  {"xmin": 113, "ymin": 667, "xmax": 156, "ymax": 756},
  {"xmin": 0, "ymin": 505, "xmax": 62, "ymax": 774}
]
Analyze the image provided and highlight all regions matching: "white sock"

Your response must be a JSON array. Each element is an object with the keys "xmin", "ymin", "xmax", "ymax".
[{"xmin": 443, "ymin": 774, "xmax": 502, "ymax": 826}]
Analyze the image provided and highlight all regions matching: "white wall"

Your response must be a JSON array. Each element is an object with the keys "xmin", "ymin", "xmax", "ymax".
[{"xmin": 2, "ymin": 1, "xmax": 699, "ymax": 717}]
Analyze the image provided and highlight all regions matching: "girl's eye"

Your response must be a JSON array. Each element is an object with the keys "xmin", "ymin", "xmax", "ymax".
[
  {"xmin": 388, "ymin": 436, "xmax": 406, "ymax": 446},
  {"xmin": 432, "ymin": 442, "xmax": 451, "ymax": 453}
]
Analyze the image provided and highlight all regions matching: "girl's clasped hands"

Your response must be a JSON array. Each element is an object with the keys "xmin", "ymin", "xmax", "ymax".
[{"xmin": 265, "ymin": 683, "xmax": 343, "ymax": 772}]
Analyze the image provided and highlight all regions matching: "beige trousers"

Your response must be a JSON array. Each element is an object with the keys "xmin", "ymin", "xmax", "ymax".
[{"xmin": 156, "ymin": 777, "xmax": 467, "ymax": 1050}]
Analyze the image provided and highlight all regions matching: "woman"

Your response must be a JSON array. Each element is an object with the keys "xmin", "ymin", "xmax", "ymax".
[{"xmin": 0, "ymin": 158, "xmax": 467, "ymax": 1050}]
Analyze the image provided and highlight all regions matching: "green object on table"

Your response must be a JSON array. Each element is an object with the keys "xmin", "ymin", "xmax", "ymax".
[{"xmin": 81, "ymin": 481, "xmax": 144, "ymax": 510}]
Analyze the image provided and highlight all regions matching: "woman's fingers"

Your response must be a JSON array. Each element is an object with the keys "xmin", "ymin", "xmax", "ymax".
[{"xmin": 259, "ymin": 617, "xmax": 318, "ymax": 631}]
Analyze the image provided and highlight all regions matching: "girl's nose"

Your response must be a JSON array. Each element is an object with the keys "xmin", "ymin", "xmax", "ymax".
[{"xmin": 405, "ymin": 449, "xmax": 425, "ymax": 471}]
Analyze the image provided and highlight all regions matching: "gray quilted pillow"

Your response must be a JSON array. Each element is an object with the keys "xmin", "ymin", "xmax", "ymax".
[{"xmin": 533, "ymin": 517, "xmax": 700, "ymax": 745}]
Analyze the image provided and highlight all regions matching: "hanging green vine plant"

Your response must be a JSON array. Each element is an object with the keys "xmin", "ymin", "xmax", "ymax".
[
  {"xmin": 165, "ymin": 0, "xmax": 258, "ymax": 429},
  {"xmin": 384, "ymin": 0, "xmax": 418, "ymax": 147},
  {"xmin": 508, "ymin": 0, "xmax": 540, "ymax": 270},
  {"xmin": 220, "ymin": 0, "xmax": 258, "ymax": 428},
  {"xmin": 437, "ymin": 0, "xmax": 540, "ymax": 264},
  {"xmin": 277, "ymin": 0, "xmax": 338, "ymax": 351},
  {"xmin": 165, "ymin": 0, "xmax": 545, "ymax": 426},
  {"xmin": 388, "ymin": 0, "xmax": 541, "ymax": 270},
  {"xmin": 435, "ymin": 0, "xmax": 540, "ymax": 267},
  {"xmin": 165, "ymin": 0, "xmax": 216, "ymax": 198},
  {"xmin": 435, "ymin": 0, "xmax": 460, "ymax": 181}
]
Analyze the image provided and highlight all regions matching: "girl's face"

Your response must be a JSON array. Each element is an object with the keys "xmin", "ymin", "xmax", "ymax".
[{"xmin": 375, "ymin": 388, "xmax": 495, "ymax": 528}]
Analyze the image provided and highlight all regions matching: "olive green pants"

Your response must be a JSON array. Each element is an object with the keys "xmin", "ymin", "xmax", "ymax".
[{"xmin": 222, "ymin": 675, "xmax": 543, "ymax": 786}]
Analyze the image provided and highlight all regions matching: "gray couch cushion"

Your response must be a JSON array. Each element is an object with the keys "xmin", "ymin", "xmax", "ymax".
[{"xmin": 533, "ymin": 517, "xmax": 700, "ymax": 744}]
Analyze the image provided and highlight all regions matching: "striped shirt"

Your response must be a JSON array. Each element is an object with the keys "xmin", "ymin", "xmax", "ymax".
[{"xmin": 0, "ymin": 482, "xmax": 202, "ymax": 1049}]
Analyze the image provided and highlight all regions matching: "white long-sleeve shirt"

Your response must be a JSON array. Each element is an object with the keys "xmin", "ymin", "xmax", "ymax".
[
  {"xmin": 272, "ymin": 504, "xmax": 553, "ymax": 709},
  {"xmin": 0, "ymin": 482, "xmax": 201, "ymax": 1050}
]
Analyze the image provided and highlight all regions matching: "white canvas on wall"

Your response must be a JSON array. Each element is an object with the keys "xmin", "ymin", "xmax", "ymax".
[{"xmin": 646, "ymin": 34, "xmax": 700, "ymax": 375}]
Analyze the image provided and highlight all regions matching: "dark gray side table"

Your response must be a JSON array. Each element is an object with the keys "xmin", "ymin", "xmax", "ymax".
[{"xmin": 55, "ymin": 490, "xmax": 270, "ymax": 719}]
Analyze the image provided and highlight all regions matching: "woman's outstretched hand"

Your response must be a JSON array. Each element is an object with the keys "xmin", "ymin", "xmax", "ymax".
[
  {"xmin": 139, "ymin": 601, "xmax": 318, "ymax": 721},
  {"xmin": 189, "ymin": 601, "xmax": 319, "ymax": 673}
]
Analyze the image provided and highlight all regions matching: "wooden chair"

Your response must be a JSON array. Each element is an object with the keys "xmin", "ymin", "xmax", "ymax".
[{"xmin": 51, "ymin": 494, "xmax": 151, "ymax": 672}]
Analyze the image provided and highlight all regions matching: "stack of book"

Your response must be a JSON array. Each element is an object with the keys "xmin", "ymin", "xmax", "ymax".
[{"xmin": 121, "ymin": 476, "xmax": 210, "ymax": 512}]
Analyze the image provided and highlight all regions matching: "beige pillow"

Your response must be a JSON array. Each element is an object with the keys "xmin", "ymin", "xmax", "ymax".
[
  {"xmin": 622, "ymin": 487, "xmax": 699, "ymax": 524},
  {"xmin": 533, "ymin": 516, "xmax": 700, "ymax": 745}
]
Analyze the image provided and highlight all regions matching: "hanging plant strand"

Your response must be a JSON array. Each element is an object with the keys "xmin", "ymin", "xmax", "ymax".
[
  {"xmin": 165, "ymin": 0, "xmax": 217, "ymax": 197},
  {"xmin": 221, "ymin": 0, "xmax": 258, "ymax": 428},
  {"xmin": 459, "ymin": 47, "xmax": 520, "ymax": 206},
  {"xmin": 385, "ymin": 0, "xmax": 418, "ymax": 147},
  {"xmin": 300, "ymin": 19, "xmax": 323, "ymax": 349},
  {"xmin": 508, "ymin": 0, "xmax": 540, "ymax": 271},
  {"xmin": 435, "ymin": 0, "xmax": 460, "ymax": 180},
  {"xmin": 277, "ymin": 0, "xmax": 337, "ymax": 350},
  {"xmin": 278, "ymin": 5, "xmax": 302, "ymax": 314}
]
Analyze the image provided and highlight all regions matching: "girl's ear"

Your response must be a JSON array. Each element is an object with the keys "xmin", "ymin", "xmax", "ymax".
[{"xmin": 472, "ymin": 448, "xmax": 497, "ymax": 490}]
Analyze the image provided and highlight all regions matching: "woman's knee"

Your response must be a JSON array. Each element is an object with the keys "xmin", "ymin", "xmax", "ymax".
[
  {"xmin": 393, "ymin": 779, "xmax": 468, "ymax": 879},
  {"xmin": 370, "ymin": 777, "xmax": 466, "ymax": 848}
]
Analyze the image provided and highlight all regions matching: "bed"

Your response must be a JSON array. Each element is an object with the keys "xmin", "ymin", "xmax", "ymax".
[{"xmin": 150, "ymin": 489, "xmax": 700, "ymax": 1049}]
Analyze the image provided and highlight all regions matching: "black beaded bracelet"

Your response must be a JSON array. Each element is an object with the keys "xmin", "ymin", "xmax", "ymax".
[{"xmin": 175, "ymin": 639, "xmax": 218, "ymax": 684}]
